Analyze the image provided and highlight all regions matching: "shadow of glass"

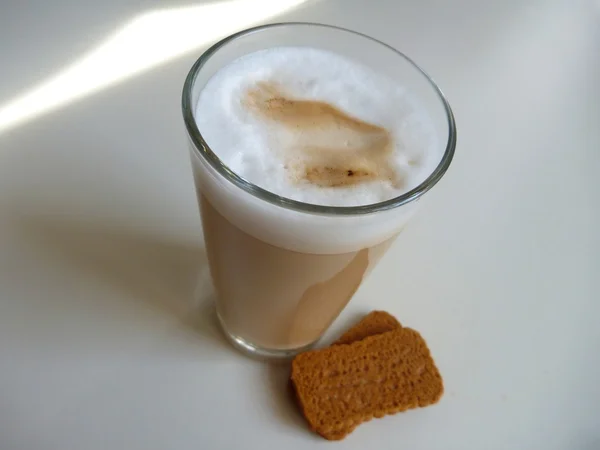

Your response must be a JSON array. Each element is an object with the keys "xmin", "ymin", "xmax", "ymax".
[{"xmin": 13, "ymin": 214, "xmax": 231, "ymax": 350}]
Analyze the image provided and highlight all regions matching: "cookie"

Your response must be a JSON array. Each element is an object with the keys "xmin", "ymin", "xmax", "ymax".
[
  {"xmin": 291, "ymin": 327, "xmax": 443, "ymax": 440},
  {"xmin": 333, "ymin": 310, "xmax": 401, "ymax": 346}
]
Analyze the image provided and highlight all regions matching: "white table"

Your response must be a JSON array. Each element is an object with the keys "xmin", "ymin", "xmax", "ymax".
[{"xmin": 0, "ymin": 1, "xmax": 598, "ymax": 449}]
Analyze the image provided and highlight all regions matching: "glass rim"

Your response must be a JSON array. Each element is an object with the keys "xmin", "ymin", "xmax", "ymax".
[{"xmin": 182, "ymin": 22, "xmax": 457, "ymax": 216}]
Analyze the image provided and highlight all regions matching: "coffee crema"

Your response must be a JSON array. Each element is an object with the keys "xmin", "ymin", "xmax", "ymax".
[{"xmin": 244, "ymin": 81, "xmax": 398, "ymax": 188}]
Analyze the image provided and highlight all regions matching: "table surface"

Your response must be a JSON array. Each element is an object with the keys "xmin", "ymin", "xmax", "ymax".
[{"xmin": 1, "ymin": 0, "xmax": 599, "ymax": 449}]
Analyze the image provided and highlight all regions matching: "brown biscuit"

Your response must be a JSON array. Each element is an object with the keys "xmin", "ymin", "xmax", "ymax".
[
  {"xmin": 288, "ymin": 311, "xmax": 399, "ymax": 411},
  {"xmin": 291, "ymin": 327, "xmax": 444, "ymax": 440},
  {"xmin": 333, "ymin": 311, "xmax": 402, "ymax": 346}
]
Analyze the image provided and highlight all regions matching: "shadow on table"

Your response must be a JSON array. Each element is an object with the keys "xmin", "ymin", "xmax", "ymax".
[
  {"xmin": 13, "ymin": 214, "xmax": 379, "ymax": 433},
  {"xmin": 265, "ymin": 363, "xmax": 313, "ymax": 436},
  {"xmin": 13, "ymin": 214, "xmax": 230, "ymax": 352}
]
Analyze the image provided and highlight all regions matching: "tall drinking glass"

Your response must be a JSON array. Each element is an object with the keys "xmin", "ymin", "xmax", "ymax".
[{"xmin": 182, "ymin": 23, "xmax": 456, "ymax": 358}]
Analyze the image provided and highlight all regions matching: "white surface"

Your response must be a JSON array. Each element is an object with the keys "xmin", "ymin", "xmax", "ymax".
[{"xmin": 0, "ymin": 0, "xmax": 598, "ymax": 449}]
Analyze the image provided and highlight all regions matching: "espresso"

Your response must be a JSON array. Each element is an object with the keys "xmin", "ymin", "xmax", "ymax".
[{"xmin": 201, "ymin": 196, "xmax": 396, "ymax": 350}]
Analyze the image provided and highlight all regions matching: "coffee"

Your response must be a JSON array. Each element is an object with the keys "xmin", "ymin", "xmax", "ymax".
[
  {"xmin": 201, "ymin": 196, "xmax": 396, "ymax": 349},
  {"xmin": 187, "ymin": 44, "xmax": 446, "ymax": 356}
]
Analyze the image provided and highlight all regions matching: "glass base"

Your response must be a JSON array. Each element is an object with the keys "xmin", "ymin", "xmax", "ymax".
[{"xmin": 216, "ymin": 312, "xmax": 318, "ymax": 360}]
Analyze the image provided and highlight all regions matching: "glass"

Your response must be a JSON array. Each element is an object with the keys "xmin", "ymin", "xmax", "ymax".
[{"xmin": 182, "ymin": 23, "xmax": 456, "ymax": 359}]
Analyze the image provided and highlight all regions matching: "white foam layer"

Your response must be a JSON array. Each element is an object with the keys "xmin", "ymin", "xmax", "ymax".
[
  {"xmin": 189, "ymin": 148, "xmax": 418, "ymax": 254},
  {"xmin": 194, "ymin": 47, "xmax": 440, "ymax": 207}
]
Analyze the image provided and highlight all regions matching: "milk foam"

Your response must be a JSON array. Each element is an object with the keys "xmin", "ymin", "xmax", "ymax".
[{"xmin": 195, "ymin": 47, "xmax": 440, "ymax": 207}]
